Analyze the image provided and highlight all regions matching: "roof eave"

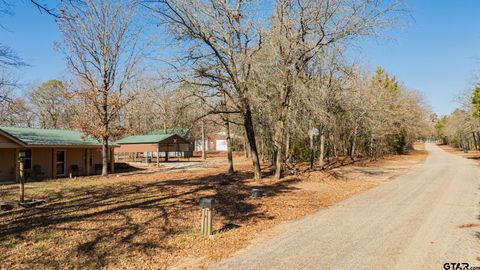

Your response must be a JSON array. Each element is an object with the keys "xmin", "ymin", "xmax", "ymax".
[{"xmin": 0, "ymin": 130, "xmax": 27, "ymax": 147}]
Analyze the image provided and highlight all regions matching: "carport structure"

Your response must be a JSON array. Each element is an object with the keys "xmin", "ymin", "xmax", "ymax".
[{"xmin": 115, "ymin": 134, "xmax": 192, "ymax": 166}]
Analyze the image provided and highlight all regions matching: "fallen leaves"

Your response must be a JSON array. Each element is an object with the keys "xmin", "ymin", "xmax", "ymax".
[{"xmin": 0, "ymin": 150, "xmax": 427, "ymax": 269}]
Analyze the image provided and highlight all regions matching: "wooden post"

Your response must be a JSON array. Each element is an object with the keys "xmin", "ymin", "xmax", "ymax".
[
  {"xmin": 200, "ymin": 208, "xmax": 205, "ymax": 234},
  {"xmin": 206, "ymin": 209, "xmax": 212, "ymax": 236},
  {"xmin": 200, "ymin": 208, "xmax": 213, "ymax": 237},
  {"xmin": 156, "ymin": 144, "xmax": 160, "ymax": 167},
  {"xmin": 110, "ymin": 148, "xmax": 115, "ymax": 173},
  {"xmin": 19, "ymin": 159, "xmax": 25, "ymax": 203}
]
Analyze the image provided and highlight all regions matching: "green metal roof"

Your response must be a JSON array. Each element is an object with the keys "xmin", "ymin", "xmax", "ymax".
[
  {"xmin": 115, "ymin": 134, "xmax": 176, "ymax": 144},
  {"xmin": 146, "ymin": 128, "xmax": 189, "ymax": 138},
  {"xmin": 0, "ymin": 126, "xmax": 102, "ymax": 146}
]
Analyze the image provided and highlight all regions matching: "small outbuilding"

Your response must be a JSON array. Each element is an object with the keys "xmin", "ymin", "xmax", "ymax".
[
  {"xmin": 194, "ymin": 132, "xmax": 228, "ymax": 152},
  {"xmin": 115, "ymin": 133, "xmax": 192, "ymax": 165},
  {"xmin": 0, "ymin": 126, "xmax": 114, "ymax": 183}
]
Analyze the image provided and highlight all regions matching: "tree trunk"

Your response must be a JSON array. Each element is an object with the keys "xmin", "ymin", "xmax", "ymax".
[
  {"xmin": 369, "ymin": 137, "xmax": 375, "ymax": 161},
  {"xmin": 285, "ymin": 132, "xmax": 291, "ymax": 167},
  {"xmin": 273, "ymin": 120, "xmax": 284, "ymax": 180},
  {"xmin": 260, "ymin": 137, "xmax": 264, "ymax": 164},
  {"xmin": 102, "ymin": 84, "xmax": 109, "ymax": 176},
  {"xmin": 274, "ymin": 137, "xmax": 282, "ymax": 180},
  {"xmin": 271, "ymin": 144, "xmax": 277, "ymax": 170},
  {"xmin": 102, "ymin": 137, "xmax": 109, "ymax": 176},
  {"xmin": 473, "ymin": 132, "xmax": 479, "ymax": 150},
  {"xmin": 309, "ymin": 132, "xmax": 314, "ymax": 169},
  {"xmin": 332, "ymin": 135, "xmax": 338, "ymax": 158},
  {"xmin": 243, "ymin": 106, "xmax": 261, "ymax": 179},
  {"xmin": 319, "ymin": 131, "xmax": 325, "ymax": 169},
  {"xmin": 476, "ymin": 132, "xmax": 480, "ymax": 149},
  {"xmin": 201, "ymin": 120, "xmax": 206, "ymax": 161},
  {"xmin": 225, "ymin": 117, "xmax": 234, "ymax": 175},
  {"xmin": 350, "ymin": 126, "xmax": 358, "ymax": 160},
  {"xmin": 244, "ymin": 130, "xmax": 250, "ymax": 158}
]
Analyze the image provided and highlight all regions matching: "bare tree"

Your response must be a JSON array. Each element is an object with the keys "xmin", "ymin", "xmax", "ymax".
[
  {"xmin": 58, "ymin": 0, "xmax": 143, "ymax": 176},
  {"xmin": 1, "ymin": 0, "xmax": 59, "ymax": 68},
  {"xmin": 0, "ymin": 73, "xmax": 35, "ymax": 126},
  {"xmin": 144, "ymin": 0, "xmax": 264, "ymax": 179},
  {"xmin": 264, "ymin": 0, "xmax": 403, "ymax": 179}
]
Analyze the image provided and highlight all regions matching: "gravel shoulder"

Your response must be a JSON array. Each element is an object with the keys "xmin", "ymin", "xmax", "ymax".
[{"xmin": 212, "ymin": 143, "xmax": 480, "ymax": 270}]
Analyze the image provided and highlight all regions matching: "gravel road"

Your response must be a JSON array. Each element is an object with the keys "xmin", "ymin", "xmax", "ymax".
[{"xmin": 212, "ymin": 144, "xmax": 480, "ymax": 270}]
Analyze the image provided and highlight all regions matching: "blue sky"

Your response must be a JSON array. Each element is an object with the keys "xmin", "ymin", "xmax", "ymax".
[
  {"xmin": 349, "ymin": 0, "xmax": 480, "ymax": 116},
  {"xmin": 1, "ymin": 1, "xmax": 66, "ymax": 85},
  {"xmin": 1, "ymin": 0, "xmax": 480, "ymax": 116}
]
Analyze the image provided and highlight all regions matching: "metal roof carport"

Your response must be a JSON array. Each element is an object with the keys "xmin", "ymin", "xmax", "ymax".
[{"xmin": 115, "ymin": 134, "xmax": 192, "ymax": 166}]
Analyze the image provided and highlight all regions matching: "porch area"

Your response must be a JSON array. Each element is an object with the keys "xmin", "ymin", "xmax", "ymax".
[{"xmin": 0, "ymin": 147, "xmax": 113, "ymax": 183}]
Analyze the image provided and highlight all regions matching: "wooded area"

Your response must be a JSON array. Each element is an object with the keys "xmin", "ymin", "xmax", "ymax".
[
  {"xmin": 0, "ymin": 0, "xmax": 433, "ymax": 180},
  {"xmin": 434, "ymin": 82, "xmax": 480, "ymax": 151}
]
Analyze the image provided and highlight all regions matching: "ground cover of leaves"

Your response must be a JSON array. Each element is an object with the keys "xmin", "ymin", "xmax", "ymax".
[{"xmin": 0, "ymin": 148, "xmax": 427, "ymax": 269}]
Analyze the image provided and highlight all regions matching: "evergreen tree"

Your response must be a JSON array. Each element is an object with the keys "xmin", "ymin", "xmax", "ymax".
[{"xmin": 471, "ymin": 82, "xmax": 480, "ymax": 120}]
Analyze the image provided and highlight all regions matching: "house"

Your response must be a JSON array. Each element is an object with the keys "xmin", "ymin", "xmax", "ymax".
[
  {"xmin": 115, "ymin": 133, "xmax": 192, "ymax": 165},
  {"xmin": 194, "ymin": 132, "xmax": 228, "ymax": 152},
  {"xmin": 0, "ymin": 126, "xmax": 114, "ymax": 183}
]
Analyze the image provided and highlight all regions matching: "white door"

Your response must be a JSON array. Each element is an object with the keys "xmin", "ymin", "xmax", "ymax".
[{"xmin": 215, "ymin": 140, "xmax": 228, "ymax": 151}]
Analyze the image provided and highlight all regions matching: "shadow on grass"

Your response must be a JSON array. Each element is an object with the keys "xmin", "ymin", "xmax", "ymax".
[
  {"xmin": 113, "ymin": 162, "xmax": 147, "ymax": 173},
  {"xmin": 0, "ymin": 169, "xmax": 300, "ymax": 268}
]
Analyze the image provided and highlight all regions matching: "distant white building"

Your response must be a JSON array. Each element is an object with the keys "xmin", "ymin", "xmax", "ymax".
[{"xmin": 194, "ymin": 132, "xmax": 228, "ymax": 152}]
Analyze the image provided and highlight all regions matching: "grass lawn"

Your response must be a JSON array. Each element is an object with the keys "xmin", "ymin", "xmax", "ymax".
[{"xmin": 0, "ymin": 149, "xmax": 427, "ymax": 269}]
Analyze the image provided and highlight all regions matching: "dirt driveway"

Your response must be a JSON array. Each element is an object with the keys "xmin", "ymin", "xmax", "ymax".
[{"xmin": 212, "ymin": 144, "xmax": 480, "ymax": 270}]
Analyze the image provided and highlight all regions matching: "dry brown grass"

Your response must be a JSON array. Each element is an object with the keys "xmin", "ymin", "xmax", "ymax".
[
  {"xmin": 438, "ymin": 144, "xmax": 480, "ymax": 164},
  {"xmin": 0, "ymin": 148, "xmax": 427, "ymax": 269}
]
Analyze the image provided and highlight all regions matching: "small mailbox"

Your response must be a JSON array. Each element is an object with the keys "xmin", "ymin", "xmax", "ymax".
[{"xmin": 200, "ymin": 197, "xmax": 214, "ymax": 209}]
